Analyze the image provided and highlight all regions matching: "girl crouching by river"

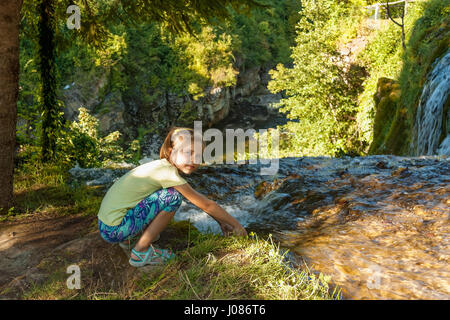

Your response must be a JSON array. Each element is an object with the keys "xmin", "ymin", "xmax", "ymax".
[{"xmin": 97, "ymin": 127, "xmax": 247, "ymax": 267}]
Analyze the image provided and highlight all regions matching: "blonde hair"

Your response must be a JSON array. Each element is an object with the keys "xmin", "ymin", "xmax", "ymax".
[{"xmin": 160, "ymin": 127, "xmax": 204, "ymax": 165}]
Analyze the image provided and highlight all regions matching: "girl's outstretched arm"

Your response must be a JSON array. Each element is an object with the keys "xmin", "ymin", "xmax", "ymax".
[{"xmin": 174, "ymin": 183, "xmax": 247, "ymax": 236}]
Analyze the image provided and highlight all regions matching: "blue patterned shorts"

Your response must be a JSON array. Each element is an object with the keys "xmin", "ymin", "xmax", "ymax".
[{"xmin": 98, "ymin": 187, "xmax": 183, "ymax": 243}]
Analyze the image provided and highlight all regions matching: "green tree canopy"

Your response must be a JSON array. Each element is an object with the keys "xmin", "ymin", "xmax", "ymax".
[{"xmin": 268, "ymin": 0, "xmax": 366, "ymax": 156}]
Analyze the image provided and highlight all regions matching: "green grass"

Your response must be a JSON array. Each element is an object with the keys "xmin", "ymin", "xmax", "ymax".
[
  {"xmin": 5, "ymin": 145, "xmax": 103, "ymax": 222},
  {"xmin": 21, "ymin": 230, "xmax": 340, "ymax": 300},
  {"xmin": 133, "ymin": 233, "xmax": 340, "ymax": 300}
]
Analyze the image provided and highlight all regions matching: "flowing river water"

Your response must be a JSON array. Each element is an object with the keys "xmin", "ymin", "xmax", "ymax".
[
  {"xmin": 412, "ymin": 49, "xmax": 450, "ymax": 156},
  {"xmin": 173, "ymin": 155, "xmax": 450, "ymax": 299}
]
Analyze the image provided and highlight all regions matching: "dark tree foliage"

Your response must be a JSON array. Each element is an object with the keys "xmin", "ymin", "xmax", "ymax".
[
  {"xmin": 32, "ymin": 0, "xmax": 264, "ymax": 161},
  {"xmin": 107, "ymin": 0, "xmax": 263, "ymax": 34}
]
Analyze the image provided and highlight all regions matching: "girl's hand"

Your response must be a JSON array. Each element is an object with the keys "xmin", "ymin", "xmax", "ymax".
[
  {"xmin": 217, "ymin": 220, "xmax": 247, "ymax": 237},
  {"xmin": 219, "ymin": 222, "xmax": 234, "ymax": 237},
  {"xmin": 173, "ymin": 184, "xmax": 248, "ymax": 237},
  {"xmin": 232, "ymin": 225, "xmax": 248, "ymax": 237}
]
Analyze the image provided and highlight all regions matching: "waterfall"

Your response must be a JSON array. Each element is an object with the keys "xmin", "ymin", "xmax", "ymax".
[{"xmin": 412, "ymin": 49, "xmax": 450, "ymax": 156}]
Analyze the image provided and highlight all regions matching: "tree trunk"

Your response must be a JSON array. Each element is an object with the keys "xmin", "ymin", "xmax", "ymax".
[
  {"xmin": 0, "ymin": 1, "xmax": 22, "ymax": 212},
  {"xmin": 386, "ymin": 1, "xmax": 406, "ymax": 49},
  {"xmin": 39, "ymin": 0, "xmax": 59, "ymax": 162}
]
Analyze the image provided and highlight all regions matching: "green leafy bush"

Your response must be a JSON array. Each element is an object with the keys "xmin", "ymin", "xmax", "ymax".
[{"xmin": 56, "ymin": 107, "xmax": 139, "ymax": 168}]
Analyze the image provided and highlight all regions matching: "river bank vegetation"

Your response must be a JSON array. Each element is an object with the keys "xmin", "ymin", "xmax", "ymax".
[
  {"xmin": 269, "ymin": 0, "xmax": 449, "ymax": 157},
  {"xmin": 2, "ymin": 0, "xmax": 449, "ymax": 300}
]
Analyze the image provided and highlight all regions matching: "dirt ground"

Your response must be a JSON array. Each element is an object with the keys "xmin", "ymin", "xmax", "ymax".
[{"xmin": 0, "ymin": 212, "xmax": 191, "ymax": 299}]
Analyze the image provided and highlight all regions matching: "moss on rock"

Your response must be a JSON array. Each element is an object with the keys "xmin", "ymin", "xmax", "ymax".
[{"xmin": 369, "ymin": 77, "xmax": 401, "ymax": 154}]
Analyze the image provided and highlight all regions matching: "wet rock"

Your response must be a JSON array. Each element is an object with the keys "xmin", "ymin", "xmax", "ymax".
[
  {"xmin": 68, "ymin": 164, "xmax": 131, "ymax": 189},
  {"xmin": 375, "ymin": 160, "xmax": 388, "ymax": 169},
  {"xmin": 254, "ymin": 181, "xmax": 272, "ymax": 199},
  {"xmin": 391, "ymin": 167, "xmax": 410, "ymax": 177},
  {"xmin": 140, "ymin": 134, "xmax": 164, "ymax": 160},
  {"xmin": 254, "ymin": 174, "xmax": 303, "ymax": 199}
]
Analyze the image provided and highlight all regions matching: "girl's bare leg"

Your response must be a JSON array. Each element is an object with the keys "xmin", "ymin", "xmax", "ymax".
[{"xmin": 131, "ymin": 210, "xmax": 175, "ymax": 260}]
